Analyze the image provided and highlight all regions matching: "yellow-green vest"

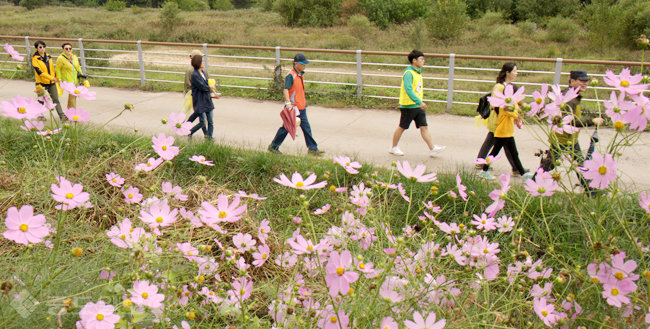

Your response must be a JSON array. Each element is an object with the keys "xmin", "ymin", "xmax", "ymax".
[{"xmin": 399, "ymin": 69, "xmax": 423, "ymax": 106}]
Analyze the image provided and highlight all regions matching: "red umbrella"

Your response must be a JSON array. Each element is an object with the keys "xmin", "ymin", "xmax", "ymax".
[{"xmin": 280, "ymin": 106, "xmax": 297, "ymax": 140}]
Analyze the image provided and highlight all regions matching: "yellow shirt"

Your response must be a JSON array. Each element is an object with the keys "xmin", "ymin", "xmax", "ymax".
[{"xmin": 491, "ymin": 83, "xmax": 519, "ymax": 138}]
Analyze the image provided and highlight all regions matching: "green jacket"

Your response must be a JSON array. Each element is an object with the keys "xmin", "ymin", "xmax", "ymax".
[
  {"xmin": 56, "ymin": 53, "xmax": 82, "ymax": 85},
  {"xmin": 550, "ymin": 88, "xmax": 582, "ymax": 145},
  {"xmin": 399, "ymin": 65, "xmax": 422, "ymax": 109}
]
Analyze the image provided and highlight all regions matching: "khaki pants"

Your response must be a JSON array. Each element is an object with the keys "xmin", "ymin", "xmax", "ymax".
[{"xmin": 67, "ymin": 94, "xmax": 77, "ymax": 110}]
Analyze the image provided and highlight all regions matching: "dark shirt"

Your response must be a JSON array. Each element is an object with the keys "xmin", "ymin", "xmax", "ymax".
[{"xmin": 190, "ymin": 70, "xmax": 214, "ymax": 114}]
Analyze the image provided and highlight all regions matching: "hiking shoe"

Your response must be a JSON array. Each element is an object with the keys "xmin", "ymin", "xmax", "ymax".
[
  {"xmin": 512, "ymin": 168, "xmax": 529, "ymax": 177},
  {"xmin": 478, "ymin": 171, "xmax": 495, "ymax": 180},
  {"xmin": 389, "ymin": 146, "xmax": 405, "ymax": 156},
  {"xmin": 474, "ymin": 164, "xmax": 483, "ymax": 170},
  {"xmin": 429, "ymin": 144, "xmax": 446, "ymax": 157},
  {"xmin": 308, "ymin": 149, "xmax": 324, "ymax": 156},
  {"xmin": 522, "ymin": 172, "xmax": 534, "ymax": 181},
  {"xmin": 268, "ymin": 146, "xmax": 282, "ymax": 154}
]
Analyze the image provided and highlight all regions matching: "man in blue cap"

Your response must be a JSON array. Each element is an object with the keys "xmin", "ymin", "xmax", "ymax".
[{"xmin": 268, "ymin": 53, "xmax": 324, "ymax": 156}]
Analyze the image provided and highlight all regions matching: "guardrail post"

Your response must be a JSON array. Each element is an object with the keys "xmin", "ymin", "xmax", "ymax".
[
  {"xmin": 137, "ymin": 40, "xmax": 146, "ymax": 86},
  {"xmin": 78, "ymin": 38, "xmax": 87, "ymax": 76},
  {"xmin": 275, "ymin": 46, "xmax": 281, "ymax": 67},
  {"xmin": 202, "ymin": 43, "xmax": 209, "ymax": 74},
  {"xmin": 274, "ymin": 46, "xmax": 282, "ymax": 91},
  {"xmin": 356, "ymin": 50, "xmax": 362, "ymax": 98},
  {"xmin": 554, "ymin": 58, "xmax": 563, "ymax": 85},
  {"xmin": 447, "ymin": 53, "xmax": 455, "ymax": 110},
  {"xmin": 24, "ymin": 36, "xmax": 30, "ymax": 62}
]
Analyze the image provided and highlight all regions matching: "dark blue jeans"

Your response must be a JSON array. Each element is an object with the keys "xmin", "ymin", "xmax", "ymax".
[
  {"xmin": 270, "ymin": 108, "xmax": 318, "ymax": 151},
  {"xmin": 189, "ymin": 110, "xmax": 213, "ymax": 140}
]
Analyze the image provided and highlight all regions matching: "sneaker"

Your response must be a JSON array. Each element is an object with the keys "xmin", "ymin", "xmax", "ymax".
[
  {"xmin": 308, "ymin": 149, "xmax": 324, "ymax": 156},
  {"xmin": 478, "ymin": 171, "xmax": 495, "ymax": 180},
  {"xmin": 389, "ymin": 146, "xmax": 405, "ymax": 156},
  {"xmin": 522, "ymin": 172, "xmax": 534, "ymax": 181},
  {"xmin": 429, "ymin": 144, "xmax": 446, "ymax": 156},
  {"xmin": 474, "ymin": 164, "xmax": 483, "ymax": 170},
  {"xmin": 267, "ymin": 146, "xmax": 282, "ymax": 154},
  {"xmin": 512, "ymin": 168, "xmax": 529, "ymax": 177}
]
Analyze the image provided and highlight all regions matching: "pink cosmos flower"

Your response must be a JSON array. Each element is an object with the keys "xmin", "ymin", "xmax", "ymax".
[
  {"xmin": 179, "ymin": 208, "xmax": 202, "ymax": 227},
  {"xmin": 534, "ymin": 297, "xmax": 558, "ymax": 327},
  {"xmin": 106, "ymin": 218, "xmax": 145, "ymax": 249},
  {"xmin": 404, "ymin": 311, "xmax": 446, "ymax": 329},
  {"xmin": 51, "ymin": 177, "xmax": 90, "ymax": 210},
  {"xmin": 152, "ymin": 133, "xmax": 179, "ymax": 160},
  {"xmin": 2, "ymin": 205, "xmax": 49, "ymax": 246},
  {"xmin": 78, "ymin": 300, "xmax": 120, "ymax": 329},
  {"xmin": 20, "ymin": 119, "xmax": 44, "ymax": 132},
  {"xmin": 288, "ymin": 234, "xmax": 318, "ymax": 255},
  {"xmin": 318, "ymin": 308, "xmax": 350, "ymax": 329},
  {"xmin": 40, "ymin": 94, "xmax": 57, "ymax": 111},
  {"xmin": 528, "ymin": 83, "xmax": 548, "ymax": 116},
  {"xmin": 471, "ymin": 213, "xmax": 497, "ymax": 232},
  {"xmin": 167, "ymin": 112, "xmax": 192, "ymax": 136},
  {"xmin": 548, "ymin": 114, "xmax": 579, "ymax": 135},
  {"xmin": 313, "ymin": 204, "xmax": 331, "ymax": 215},
  {"xmin": 1, "ymin": 95, "xmax": 47, "ymax": 119},
  {"xmin": 233, "ymin": 232, "xmax": 256, "ymax": 252},
  {"xmin": 273, "ymin": 172, "xmax": 327, "ymax": 190},
  {"xmin": 603, "ymin": 68, "xmax": 649, "ymax": 95},
  {"xmin": 36, "ymin": 128, "xmax": 62, "ymax": 136},
  {"xmin": 275, "ymin": 251, "xmax": 298, "ymax": 267},
  {"xmin": 189, "ymin": 155, "xmax": 214, "ymax": 166},
  {"xmin": 623, "ymin": 94, "xmax": 650, "ymax": 132},
  {"xmin": 324, "ymin": 250, "xmax": 359, "ymax": 297},
  {"xmin": 177, "ymin": 242, "xmax": 199, "ymax": 260},
  {"xmin": 105, "ymin": 172, "xmax": 124, "ymax": 188},
  {"xmin": 135, "ymin": 157, "xmax": 163, "ymax": 172},
  {"xmin": 486, "ymin": 173, "xmax": 510, "ymax": 216},
  {"xmin": 524, "ymin": 169, "xmax": 559, "ymax": 197},
  {"xmin": 604, "ymin": 91, "xmax": 635, "ymax": 122},
  {"xmin": 455, "ymin": 173, "xmax": 468, "ymax": 201},
  {"xmin": 258, "ymin": 219, "xmax": 270, "ymax": 244},
  {"xmin": 438, "ymin": 222, "xmax": 461, "ymax": 235},
  {"xmin": 581, "ymin": 152, "xmax": 618, "ymax": 190},
  {"xmin": 396, "ymin": 160, "xmax": 437, "ymax": 182},
  {"xmin": 139, "ymin": 199, "xmax": 178, "ymax": 228},
  {"xmin": 545, "ymin": 85, "xmax": 579, "ymax": 117},
  {"xmin": 252, "ymin": 244, "xmax": 270, "ymax": 267},
  {"xmin": 333, "ymin": 156, "xmax": 362, "ymax": 174},
  {"xmin": 380, "ymin": 317, "xmax": 399, "ymax": 329},
  {"xmin": 488, "ymin": 84, "xmax": 526, "ymax": 109},
  {"xmin": 227, "ymin": 277, "xmax": 253, "ymax": 304},
  {"xmin": 602, "ymin": 280, "xmax": 634, "ymax": 307},
  {"xmin": 161, "ymin": 182, "xmax": 188, "ymax": 201},
  {"xmin": 65, "ymin": 107, "xmax": 90, "ymax": 122},
  {"xmin": 235, "ymin": 190, "xmax": 267, "ymax": 200},
  {"xmin": 4, "ymin": 43, "xmax": 24, "ymax": 61},
  {"xmin": 198, "ymin": 194, "xmax": 247, "ymax": 225},
  {"xmin": 640, "ymin": 192, "xmax": 650, "ymax": 214},
  {"xmin": 496, "ymin": 215, "xmax": 514, "ymax": 232},
  {"xmin": 129, "ymin": 280, "xmax": 165, "ymax": 309},
  {"xmin": 473, "ymin": 154, "xmax": 502, "ymax": 165},
  {"xmin": 60, "ymin": 81, "xmax": 97, "ymax": 100},
  {"xmin": 123, "ymin": 186, "xmax": 143, "ymax": 204}
]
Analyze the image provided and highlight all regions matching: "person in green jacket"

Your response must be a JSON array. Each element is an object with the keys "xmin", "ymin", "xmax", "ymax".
[
  {"xmin": 389, "ymin": 49, "xmax": 446, "ymax": 157},
  {"xmin": 55, "ymin": 43, "xmax": 86, "ymax": 110}
]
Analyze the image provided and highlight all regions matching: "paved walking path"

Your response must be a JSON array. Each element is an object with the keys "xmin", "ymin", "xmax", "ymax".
[{"xmin": 2, "ymin": 78, "xmax": 649, "ymax": 190}]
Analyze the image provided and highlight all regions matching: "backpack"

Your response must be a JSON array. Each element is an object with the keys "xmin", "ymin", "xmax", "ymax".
[{"xmin": 476, "ymin": 93, "xmax": 491, "ymax": 119}]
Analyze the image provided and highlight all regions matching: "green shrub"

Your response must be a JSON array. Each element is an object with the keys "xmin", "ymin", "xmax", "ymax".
[
  {"xmin": 19, "ymin": 0, "xmax": 46, "ymax": 10},
  {"xmin": 427, "ymin": 0, "xmax": 469, "ymax": 40},
  {"xmin": 516, "ymin": 20, "xmax": 536, "ymax": 35},
  {"xmin": 104, "ymin": 0, "xmax": 126, "ymax": 10},
  {"xmin": 210, "ymin": 0, "xmax": 234, "ymax": 9},
  {"xmin": 478, "ymin": 10, "xmax": 506, "ymax": 26},
  {"xmin": 131, "ymin": 4, "xmax": 145, "ymax": 13},
  {"xmin": 159, "ymin": 1, "xmax": 183, "ymax": 29},
  {"xmin": 347, "ymin": 14, "xmax": 374, "ymax": 40},
  {"xmin": 546, "ymin": 16, "xmax": 580, "ymax": 43},
  {"xmin": 273, "ymin": 0, "xmax": 343, "ymax": 27},
  {"xmin": 357, "ymin": 0, "xmax": 429, "ymax": 29},
  {"xmin": 514, "ymin": 0, "xmax": 580, "ymax": 22},
  {"xmin": 465, "ymin": 0, "xmax": 511, "ymax": 19},
  {"xmin": 257, "ymin": 0, "xmax": 275, "ymax": 11},
  {"xmin": 409, "ymin": 18, "xmax": 429, "ymax": 49},
  {"xmin": 488, "ymin": 24, "xmax": 514, "ymax": 39},
  {"xmin": 169, "ymin": 0, "xmax": 209, "ymax": 10}
]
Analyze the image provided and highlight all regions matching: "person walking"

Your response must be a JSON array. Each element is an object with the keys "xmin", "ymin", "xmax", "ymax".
[
  {"xmin": 32, "ymin": 40, "xmax": 65, "ymax": 121},
  {"xmin": 188, "ymin": 54, "xmax": 214, "ymax": 140},
  {"xmin": 389, "ymin": 50, "xmax": 446, "ymax": 157},
  {"xmin": 184, "ymin": 49, "xmax": 208, "ymax": 136},
  {"xmin": 478, "ymin": 62, "xmax": 533, "ymax": 180},
  {"xmin": 268, "ymin": 53, "xmax": 324, "ymax": 156},
  {"xmin": 55, "ymin": 43, "xmax": 86, "ymax": 111},
  {"xmin": 475, "ymin": 62, "xmax": 524, "ymax": 176}
]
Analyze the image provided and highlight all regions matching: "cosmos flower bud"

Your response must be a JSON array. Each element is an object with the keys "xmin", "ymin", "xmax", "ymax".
[
  {"xmin": 589, "ymin": 79, "xmax": 599, "ymax": 87},
  {"xmin": 161, "ymin": 118, "xmax": 168, "ymax": 124},
  {"xmin": 124, "ymin": 103, "xmax": 134, "ymax": 111},
  {"xmin": 71, "ymin": 247, "xmax": 83, "ymax": 257}
]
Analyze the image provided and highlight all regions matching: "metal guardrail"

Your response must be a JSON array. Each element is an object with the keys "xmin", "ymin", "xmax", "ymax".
[{"xmin": 1, "ymin": 35, "xmax": 647, "ymax": 110}]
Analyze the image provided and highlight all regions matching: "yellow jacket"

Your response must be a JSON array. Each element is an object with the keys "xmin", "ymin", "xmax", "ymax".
[
  {"xmin": 56, "ymin": 53, "xmax": 82, "ymax": 85},
  {"xmin": 32, "ymin": 53, "xmax": 57, "ymax": 85},
  {"xmin": 495, "ymin": 108, "xmax": 518, "ymax": 138}
]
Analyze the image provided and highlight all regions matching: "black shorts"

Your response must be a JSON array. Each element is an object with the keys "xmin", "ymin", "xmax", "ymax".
[{"xmin": 399, "ymin": 108, "xmax": 427, "ymax": 129}]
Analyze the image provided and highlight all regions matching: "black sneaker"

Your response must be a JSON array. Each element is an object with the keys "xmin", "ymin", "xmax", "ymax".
[
  {"xmin": 308, "ymin": 149, "xmax": 324, "ymax": 156},
  {"xmin": 512, "ymin": 169, "xmax": 529, "ymax": 177},
  {"xmin": 268, "ymin": 146, "xmax": 281, "ymax": 154}
]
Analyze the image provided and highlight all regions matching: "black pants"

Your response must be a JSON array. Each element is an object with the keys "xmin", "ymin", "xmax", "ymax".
[
  {"xmin": 477, "ymin": 132, "xmax": 517, "ymax": 171},
  {"xmin": 482, "ymin": 137, "xmax": 526, "ymax": 175},
  {"xmin": 543, "ymin": 142, "xmax": 588, "ymax": 188}
]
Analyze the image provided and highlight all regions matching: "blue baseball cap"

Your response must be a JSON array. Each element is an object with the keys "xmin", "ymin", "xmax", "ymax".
[{"xmin": 294, "ymin": 53, "xmax": 310, "ymax": 65}]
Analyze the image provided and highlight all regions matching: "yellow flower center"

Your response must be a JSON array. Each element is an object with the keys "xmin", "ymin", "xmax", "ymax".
[
  {"xmin": 120, "ymin": 234, "xmax": 126, "ymax": 240},
  {"xmin": 481, "ymin": 220, "xmax": 486, "ymax": 224},
  {"xmin": 611, "ymin": 288, "xmax": 619, "ymax": 296},
  {"xmin": 162, "ymin": 145, "xmax": 167, "ymax": 151},
  {"xmin": 614, "ymin": 121, "xmax": 625, "ymax": 130},
  {"xmin": 359, "ymin": 263, "xmax": 365, "ymax": 269},
  {"xmin": 307, "ymin": 245, "xmax": 313, "ymax": 251},
  {"xmin": 65, "ymin": 193, "xmax": 74, "ymax": 199},
  {"xmin": 536, "ymin": 98, "xmax": 542, "ymax": 105},
  {"xmin": 128, "ymin": 193, "xmax": 133, "ymax": 198},
  {"xmin": 296, "ymin": 182, "xmax": 304, "ymax": 188},
  {"xmin": 129, "ymin": 228, "xmax": 134, "ymax": 232},
  {"xmin": 142, "ymin": 292, "xmax": 148, "ymax": 299},
  {"xmin": 598, "ymin": 166, "xmax": 607, "ymax": 175},
  {"xmin": 485, "ymin": 158, "xmax": 491, "ymax": 163},
  {"xmin": 336, "ymin": 268, "xmax": 345, "ymax": 276},
  {"xmin": 592, "ymin": 277, "xmax": 599, "ymax": 284},
  {"xmin": 505, "ymin": 97, "xmax": 512, "ymax": 104},
  {"xmin": 74, "ymin": 90, "xmax": 81, "ymax": 94},
  {"xmin": 483, "ymin": 248, "xmax": 489, "ymax": 254},
  {"xmin": 262, "ymin": 254, "xmax": 267, "ymax": 259},
  {"xmin": 96, "ymin": 314, "xmax": 104, "ymax": 321},
  {"xmin": 345, "ymin": 162, "xmax": 350, "ymax": 166},
  {"xmin": 147, "ymin": 162, "xmax": 152, "ymax": 166},
  {"xmin": 73, "ymin": 116, "xmax": 79, "ymax": 120},
  {"xmin": 18, "ymin": 107, "xmax": 26, "ymax": 114},
  {"xmin": 19, "ymin": 224, "xmax": 29, "ymax": 232},
  {"xmin": 112, "ymin": 178, "xmax": 117, "ymax": 182},
  {"xmin": 330, "ymin": 316, "xmax": 338, "ymax": 323},
  {"xmin": 239, "ymin": 289, "xmax": 246, "ymax": 295},
  {"xmin": 187, "ymin": 251, "xmax": 192, "ymax": 255},
  {"xmin": 541, "ymin": 310, "xmax": 548, "ymax": 317},
  {"xmin": 537, "ymin": 187, "xmax": 546, "ymax": 194},
  {"xmin": 330, "ymin": 185, "xmax": 336, "ymax": 192},
  {"xmin": 241, "ymin": 243, "xmax": 247, "ymax": 247},
  {"xmin": 156, "ymin": 217, "xmax": 163, "ymax": 223},
  {"xmin": 198, "ymin": 276, "xmax": 205, "ymax": 282},
  {"xmin": 184, "ymin": 292, "xmax": 190, "ymax": 296},
  {"xmin": 615, "ymin": 272, "xmax": 624, "ymax": 280},
  {"xmin": 218, "ymin": 211, "xmax": 227, "ymax": 218},
  {"xmin": 620, "ymin": 80, "xmax": 629, "ymax": 87},
  {"xmin": 176, "ymin": 123, "xmax": 182, "ymax": 128},
  {"xmin": 260, "ymin": 228, "xmax": 265, "ymax": 233}
]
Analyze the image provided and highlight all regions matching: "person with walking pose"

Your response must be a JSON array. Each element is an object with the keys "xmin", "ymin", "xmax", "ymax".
[
  {"xmin": 188, "ymin": 55, "xmax": 214, "ymax": 141},
  {"xmin": 32, "ymin": 40, "xmax": 65, "ymax": 121},
  {"xmin": 56, "ymin": 43, "xmax": 86, "ymax": 111}
]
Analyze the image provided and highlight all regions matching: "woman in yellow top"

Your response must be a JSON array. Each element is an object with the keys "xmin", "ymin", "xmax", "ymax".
[
  {"xmin": 32, "ymin": 40, "xmax": 65, "ymax": 121},
  {"xmin": 56, "ymin": 43, "xmax": 86, "ymax": 110},
  {"xmin": 478, "ymin": 62, "xmax": 532, "ymax": 181}
]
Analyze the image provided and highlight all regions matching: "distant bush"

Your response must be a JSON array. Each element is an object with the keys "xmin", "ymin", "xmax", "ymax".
[
  {"xmin": 159, "ymin": 1, "xmax": 183, "ymax": 29},
  {"xmin": 516, "ymin": 20, "xmax": 536, "ymax": 35},
  {"xmin": 273, "ymin": 0, "xmax": 343, "ymax": 27},
  {"xmin": 357, "ymin": 0, "xmax": 429, "ymax": 29},
  {"xmin": 409, "ymin": 19, "xmax": 429, "ymax": 50},
  {"xmin": 465, "ymin": 0, "xmax": 511, "ymax": 19},
  {"xmin": 347, "ymin": 14, "xmax": 374, "ymax": 40},
  {"xmin": 479, "ymin": 11, "xmax": 506, "ymax": 26},
  {"xmin": 488, "ymin": 24, "xmax": 514, "ymax": 39},
  {"xmin": 210, "ymin": 0, "xmax": 234, "ymax": 10},
  {"xmin": 104, "ymin": 0, "xmax": 126, "ymax": 10},
  {"xmin": 257, "ymin": 0, "xmax": 274, "ymax": 11},
  {"xmin": 131, "ymin": 4, "xmax": 145, "ymax": 13},
  {"xmin": 514, "ymin": 0, "xmax": 579, "ymax": 22},
  {"xmin": 427, "ymin": 0, "xmax": 469, "ymax": 40},
  {"xmin": 19, "ymin": 0, "xmax": 46, "ymax": 10},
  {"xmin": 546, "ymin": 16, "xmax": 580, "ymax": 42},
  {"xmin": 169, "ymin": 0, "xmax": 209, "ymax": 10}
]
